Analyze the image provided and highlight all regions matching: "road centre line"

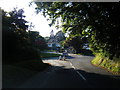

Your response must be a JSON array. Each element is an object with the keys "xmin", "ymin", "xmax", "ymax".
[
  {"xmin": 76, "ymin": 71, "xmax": 86, "ymax": 81},
  {"xmin": 70, "ymin": 62, "xmax": 86, "ymax": 81}
]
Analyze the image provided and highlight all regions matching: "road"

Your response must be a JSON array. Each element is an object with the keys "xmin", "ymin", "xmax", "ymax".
[{"xmin": 18, "ymin": 54, "xmax": 120, "ymax": 88}]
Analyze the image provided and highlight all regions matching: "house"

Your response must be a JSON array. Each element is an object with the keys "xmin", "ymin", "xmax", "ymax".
[{"xmin": 47, "ymin": 30, "xmax": 62, "ymax": 49}]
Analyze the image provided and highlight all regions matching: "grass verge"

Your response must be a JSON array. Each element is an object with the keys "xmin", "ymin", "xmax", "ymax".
[{"xmin": 91, "ymin": 55, "xmax": 120, "ymax": 75}]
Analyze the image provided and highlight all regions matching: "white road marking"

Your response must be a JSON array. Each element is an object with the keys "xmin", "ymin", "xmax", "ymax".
[
  {"xmin": 70, "ymin": 63, "xmax": 76, "ymax": 69},
  {"xmin": 76, "ymin": 71, "xmax": 86, "ymax": 81},
  {"xmin": 70, "ymin": 62, "xmax": 86, "ymax": 81}
]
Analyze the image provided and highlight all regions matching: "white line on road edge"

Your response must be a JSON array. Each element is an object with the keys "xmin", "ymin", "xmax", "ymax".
[
  {"xmin": 70, "ymin": 63, "xmax": 76, "ymax": 69},
  {"xmin": 70, "ymin": 62, "xmax": 86, "ymax": 81}
]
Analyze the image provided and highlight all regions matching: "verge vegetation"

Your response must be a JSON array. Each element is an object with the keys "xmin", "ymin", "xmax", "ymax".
[{"xmin": 92, "ymin": 54, "xmax": 120, "ymax": 74}]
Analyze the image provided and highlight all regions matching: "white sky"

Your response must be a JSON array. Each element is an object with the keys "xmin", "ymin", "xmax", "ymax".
[{"xmin": 0, "ymin": 0, "xmax": 60, "ymax": 37}]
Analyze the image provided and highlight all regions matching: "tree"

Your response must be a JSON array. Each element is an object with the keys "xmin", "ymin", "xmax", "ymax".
[
  {"xmin": 2, "ymin": 8, "xmax": 28, "ymax": 56},
  {"xmin": 34, "ymin": 2, "xmax": 120, "ymax": 59},
  {"xmin": 35, "ymin": 35, "xmax": 48, "ymax": 51},
  {"xmin": 2, "ymin": 8, "xmax": 41, "ymax": 63},
  {"xmin": 63, "ymin": 34, "xmax": 89, "ymax": 54}
]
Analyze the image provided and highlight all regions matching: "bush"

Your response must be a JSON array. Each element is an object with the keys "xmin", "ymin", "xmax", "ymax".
[
  {"xmin": 3, "ymin": 47, "xmax": 41, "ymax": 64},
  {"xmin": 18, "ymin": 47, "xmax": 40, "ymax": 60},
  {"xmin": 13, "ymin": 60, "xmax": 50, "ymax": 71}
]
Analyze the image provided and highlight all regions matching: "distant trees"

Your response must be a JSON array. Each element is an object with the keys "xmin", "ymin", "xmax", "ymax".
[
  {"xmin": 34, "ymin": 34, "xmax": 48, "ymax": 51},
  {"xmin": 34, "ymin": 2, "xmax": 120, "ymax": 59},
  {"xmin": 63, "ymin": 36, "xmax": 88, "ymax": 53}
]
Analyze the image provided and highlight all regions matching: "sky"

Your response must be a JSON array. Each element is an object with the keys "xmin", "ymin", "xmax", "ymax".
[{"xmin": 0, "ymin": 0, "xmax": 60, "ymax": 37}]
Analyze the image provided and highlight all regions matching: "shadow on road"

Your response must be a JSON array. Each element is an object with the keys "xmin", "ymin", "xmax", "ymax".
[
  {"xmin": 45, "ymin": 65, "xmax": 120, "ymax": 88},
  {"xmin": 75, "ymin": 69, "xmax": 120, "ymax": 88},
  {"xmin": 3, "ymin": 61, "xmax": 120, "ymax": 88},
  {"xmin": 66, "ymin": 56, "xmax": 75, "ymax": 59}
]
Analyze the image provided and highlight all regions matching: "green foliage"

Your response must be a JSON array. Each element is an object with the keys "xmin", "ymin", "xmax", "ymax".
[
  {"xmin": 34, "ymin": 2, "xmax": 120, "ymax": 60},
  {"xmin": 2, "ymin": 8, "xmax": 46, "ymax": 64},
  {"xmin": 59, "ymin": 40, "xmax": 64, "ymax": 47},
  {"xmin": 2, "ymin": 8, "xmax": 29, "ymax": 62},
  {"xmin": 63, "ymin": 35, "xmax": 88, "ymax": 53},
  {"xmin": 29, "ymin": 31, "xmax": 48, "ymax": 51},
  {"xmin": 92, "ymin": 55, "xmax": 120, "ymax": 74}
]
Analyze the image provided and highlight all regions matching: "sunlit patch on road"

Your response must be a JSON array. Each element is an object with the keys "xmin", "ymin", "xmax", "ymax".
[{"xmin": 43, "ymin": 59, "xmax": 71, "ymax": 69}]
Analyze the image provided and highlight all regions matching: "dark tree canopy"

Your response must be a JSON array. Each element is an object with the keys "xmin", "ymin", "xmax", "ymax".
[
  {"xmin": 34, "ymin": 2, "xmax": 120, "ymax": 59},
  {"xmin": 2, "ymin": 8, "xmax": 47, "ymax": 63},
  {"xmin": 2, "ymin": 8, "xmax": 29, "ymax": 56}
]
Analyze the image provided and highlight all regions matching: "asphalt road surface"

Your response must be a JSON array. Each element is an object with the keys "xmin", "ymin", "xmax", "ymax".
[{"xmin": 17, "ymin": 54, "xmax": 120, "ymax": 88}]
